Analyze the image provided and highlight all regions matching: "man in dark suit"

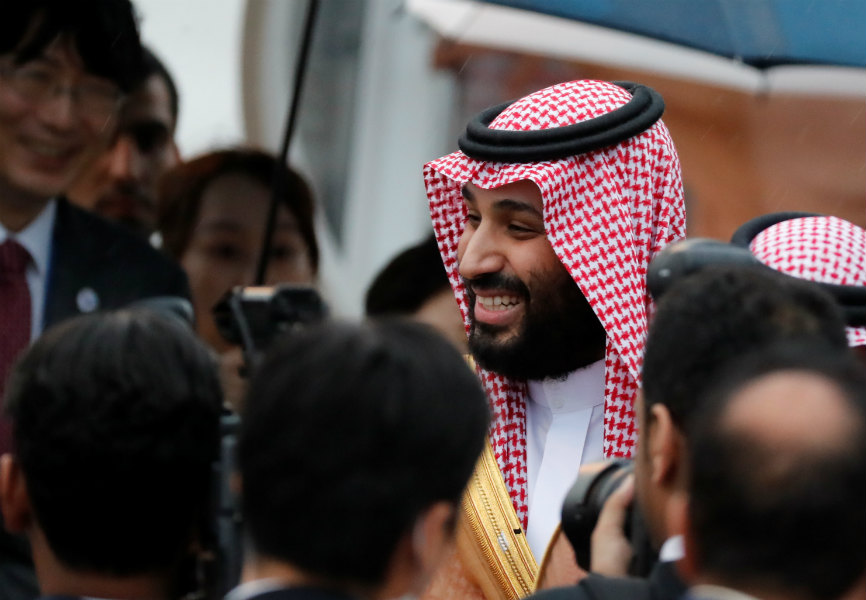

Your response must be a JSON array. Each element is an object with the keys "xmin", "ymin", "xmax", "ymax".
[
  {"xmin": 0, "ymin": 2, "xmax": 189, "ymax": 597},
  {"xmin": 231, "ymin": 319, "xmax": 490, "ymax": 600},
  {"xmin": 679, "ymin": 344, "xmax": 866, "ymax": 600},
  {"xmin": 0, "ymin": 309, "xmax": 222, "ymax": 600},
  {"xmin": 528, "ymin": 265, "xmax": 850, "ymax": 600}
]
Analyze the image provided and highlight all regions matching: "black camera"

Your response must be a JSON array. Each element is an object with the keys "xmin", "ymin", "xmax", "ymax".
[
  {"xmin": 202, "ymin": 284, "xmax": 327, "ymax": 596},
  {"xmin": 213, "ymin": 284, "xmax": 327, "ymax": 372},
  {"xmin": 560, "ymin": 459, "xmax": 656, "ymax": 577},
  {"xmin": 646, "ymin": 238, "xmax": 761, "ymax": 301}
]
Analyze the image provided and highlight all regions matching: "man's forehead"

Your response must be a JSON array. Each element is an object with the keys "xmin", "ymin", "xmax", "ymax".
[
  {"xmin": 120, "ymin": 74, "xmax": 175, "ymax": 131},
  {"xmin": 15, "ymin": 37, "xmax": 84, "ymax": 69}
]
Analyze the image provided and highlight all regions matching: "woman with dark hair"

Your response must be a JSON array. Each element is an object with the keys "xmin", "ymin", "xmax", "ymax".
[{"xmin": 157, "ymin": 147, "xmax": 319, "ymax": 406}]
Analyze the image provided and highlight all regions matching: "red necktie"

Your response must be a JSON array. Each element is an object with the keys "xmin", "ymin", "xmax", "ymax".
[{"xmin": 0, "ymin": 239, "xmax": 32, "ymax": 455}]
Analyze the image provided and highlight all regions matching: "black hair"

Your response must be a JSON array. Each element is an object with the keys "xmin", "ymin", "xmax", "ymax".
[
  {"xmin": 642, "ymin": 265, "xmax": 848, "ymax": 432},
  {"xmin": 5, "ymin": 309, "xmax": 223, "ymax": 576},
  {"xmin": 0, "ymin": 0, "xmax": 144, "ymax": 92},
  {"xmin": 239, "ymin": 319, "xmax": 490, "ymax": 588},
  {"xmin": 688, "ymin": 342, "xmax": 866, "ymax": 600},
  {"xmin": 365, "ymin": 234, "xmax": 450, "ymax": 316},
  {"xmin": 141, "ymin": 46, "xmax": 179, "ymax": 124}
]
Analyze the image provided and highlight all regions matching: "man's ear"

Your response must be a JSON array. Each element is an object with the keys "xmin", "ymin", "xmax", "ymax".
[
  {"xmin": 0, "ymin": 454, "xmax": 33, "ymax": 533},
  {"xmin": 412, "ymin": 501, "xmax": 456, "ymax": 576},
  {"xmin": 647, "ymin": 404, "xmax": 681, "ymax": 488}
]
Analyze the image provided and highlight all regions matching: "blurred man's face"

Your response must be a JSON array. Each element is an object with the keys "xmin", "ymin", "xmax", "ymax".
[
  {"xmin": 457, "ymin": 180, "xmax": 605, "ymax": 380},
  {"xmin": 68, "ymin": 73, "xmax": 178, "ymax": 237},
  {"xmin": 0, "ymin": 38, "xmax": 120, "ymax": 211}
]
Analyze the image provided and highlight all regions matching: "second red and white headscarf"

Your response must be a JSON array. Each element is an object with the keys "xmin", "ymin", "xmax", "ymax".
[
  {"xmin": 424, "ymin": 80, "xmax": 686, "ymax": 529},
  {"xmin": 747, "ymin": 215, "xmax": 866, "ymax": 347}
]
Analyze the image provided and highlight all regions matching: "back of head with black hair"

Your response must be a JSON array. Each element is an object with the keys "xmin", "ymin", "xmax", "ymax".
[
  {"xmin": 239, "ymin": 319, "xmax": 490, "ymax": 589},
  {"xmin": 0, "ymin": 0, "xmax": 144, "ymax": 92},
  {"xmin": 642, "ymin": 265, "xmax": 848, "ymax": 432},
  {"xmin": 365, "ymin": 234, "xmax": 451, "ymax": 316},
  {"xmin": 4, "ymin": 309, "xmax": 223, "ymax": 576},
  {"xmin": 687, "ymin": 342, "xmax": 866, "ymax": 600}
]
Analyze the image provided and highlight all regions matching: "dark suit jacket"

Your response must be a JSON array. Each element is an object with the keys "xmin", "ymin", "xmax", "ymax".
[
  {"xmin": 0, "ymin": 199, "xmax": 190, "ymax": 600},
  {"xmin": 43, "ymin": 198, "xmax": 190, "ymax": 327},
  {"xmin": 528, "ymin": 560, "xmax": 687, "ymax": 600}
]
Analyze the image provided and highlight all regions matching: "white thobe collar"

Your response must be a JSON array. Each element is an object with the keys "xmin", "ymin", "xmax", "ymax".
[{"xmin": 525, "ymin": 359, "xmax": 606, "ymax": 559}]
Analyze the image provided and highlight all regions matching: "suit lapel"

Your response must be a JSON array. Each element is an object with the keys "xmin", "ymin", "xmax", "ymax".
[{"xmin": 43, "ymin": 199, "xmax": 106, "ymax": 328}]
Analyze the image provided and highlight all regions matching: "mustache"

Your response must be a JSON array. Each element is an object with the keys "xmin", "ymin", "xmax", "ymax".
[{"xmin": 463, "ymin": 273, "xmax": 529, "ymax": 300}]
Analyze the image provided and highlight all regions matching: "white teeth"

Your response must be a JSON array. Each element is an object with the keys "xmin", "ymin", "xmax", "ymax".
[{"xmin": 478, "ymin": 295, "xmax": 519, "ymax": 310}]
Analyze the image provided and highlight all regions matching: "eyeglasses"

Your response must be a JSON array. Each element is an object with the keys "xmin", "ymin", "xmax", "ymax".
[{"xmin": 0, "ymin": 59, "xmax": 124, "ymax": 123}]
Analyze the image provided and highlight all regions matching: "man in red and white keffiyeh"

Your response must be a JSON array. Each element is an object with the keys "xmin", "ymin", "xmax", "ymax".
[
  {"xmin": 732, "ymin": 212, "xmax": 866, "ymax": 352},
  {"xmin": 424, "ymin": 79, "xmax": 686, "ymax": 558}
]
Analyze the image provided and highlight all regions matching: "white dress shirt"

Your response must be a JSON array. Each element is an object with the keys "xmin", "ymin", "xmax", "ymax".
[
  {"xmin": 0, "ymin": 200, "xmax": 57, "ymax": 341},
  {"xmin": 525, "ymin": 359, "xmax": 606, "ymax": 559}
]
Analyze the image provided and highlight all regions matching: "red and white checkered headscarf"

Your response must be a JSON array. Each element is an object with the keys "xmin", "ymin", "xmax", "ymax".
[
  {"xmin": 749, "ymin": 215, "xmax": 866, "ymax": 347},
  {"xmin": 424, "ymin": 80, "xmax": 685, "ymax": 528}
]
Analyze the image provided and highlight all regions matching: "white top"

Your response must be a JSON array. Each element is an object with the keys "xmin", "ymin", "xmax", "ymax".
[
  {"xmin": 0, "ymin": 200, "xmax": 57, "ymax": 341},
  {"xmin": 525, "ymin": 359, "xmax": 606, "ymax": 559}
]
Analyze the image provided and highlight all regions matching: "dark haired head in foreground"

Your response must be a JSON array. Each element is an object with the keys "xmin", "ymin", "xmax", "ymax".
[
  {"xmin": 643, "ymin": 264, "xmax": 848, "ymax": 429},
  {"xmin": 683, "ymin": 343, "xmax": 866, "ymax": 600},
  {"xmin": 526, "ymin": 266, "xmax": 851, "ymax": 599},
  {"xmin": 0, "ymin": 309, "xmax": 223, "ymax": 598},
  {"xmin": 239, "ymin": 319, "xmax": 489, "ymax": 597},
  {"xmin": 634, "ymin": 265, "xmax": 850, "ymax": 551}
]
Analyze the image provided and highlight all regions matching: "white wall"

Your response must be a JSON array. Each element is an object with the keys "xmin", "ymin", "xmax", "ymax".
[
  {"xmin": 134, "ymin": 0, "xmax": 247, "ymax": 157},
  {"xmin": 135, "ymin": 0, "xmax": 458, "ymax": 317}
]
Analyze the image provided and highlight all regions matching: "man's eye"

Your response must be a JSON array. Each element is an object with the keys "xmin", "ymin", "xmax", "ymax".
[
  {"xmin": 508, "ymin": 223, "xmax": 534, "ymax": 234},
  {"xmin": 465, "ymin": 213, "xmax": 481, "ymax": 227},
  {"xmin": 15, "ymin": 64, "xmax": 55, "ymax": 89},
  {"xmin": 130, "ymin": 124, "xmax": 169, "ymax": 153}
]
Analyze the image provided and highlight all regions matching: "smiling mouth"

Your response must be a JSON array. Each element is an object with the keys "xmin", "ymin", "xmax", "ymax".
[
  {"xmin": 476, "ymin": 294, "xmax": 521, "ymax": 311},
  {"xmin": 22, "ymin": 139, "xmax": 80, "ymax": 163}
]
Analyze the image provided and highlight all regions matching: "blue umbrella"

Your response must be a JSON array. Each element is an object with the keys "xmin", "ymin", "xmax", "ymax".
[
  {"xmin": 488, "ymin": 0, "xmax": 865, "ymax": 68},
  {"xmin": 407, "ymin": 0, "xmax": 866, "ymax": 94}
]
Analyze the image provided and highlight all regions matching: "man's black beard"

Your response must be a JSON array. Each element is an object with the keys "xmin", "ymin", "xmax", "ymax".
[{"xmin": 465, "ymin": 265, "xmax": 607, "ymax": 381}]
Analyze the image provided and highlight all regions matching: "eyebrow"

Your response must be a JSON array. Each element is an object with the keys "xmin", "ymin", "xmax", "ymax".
[
  {"xmin": 461, "ymin": 185, "xmax": 541, "ymax": 218},
  {"xmin": 492, "ymin": 198, "xmax": 543, "ymax": 218}
]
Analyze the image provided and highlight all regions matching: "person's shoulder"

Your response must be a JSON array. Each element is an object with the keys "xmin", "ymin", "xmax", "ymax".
[{"xmin": 54, "ymin": 199, "xmax": 182, "ymax": 272}]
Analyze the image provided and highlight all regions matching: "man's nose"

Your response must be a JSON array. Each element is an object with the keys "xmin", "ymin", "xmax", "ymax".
[
  {"xmin": 107, "ymin": 136, "xmax": 142, "ymax": 182},
  {"xmin": 457, "ymin": 225, "xmax": 506, "ymax": 281},
  {"xmin": 36, "ymin": 91, "xmax": 78, "ymax": 132}
]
